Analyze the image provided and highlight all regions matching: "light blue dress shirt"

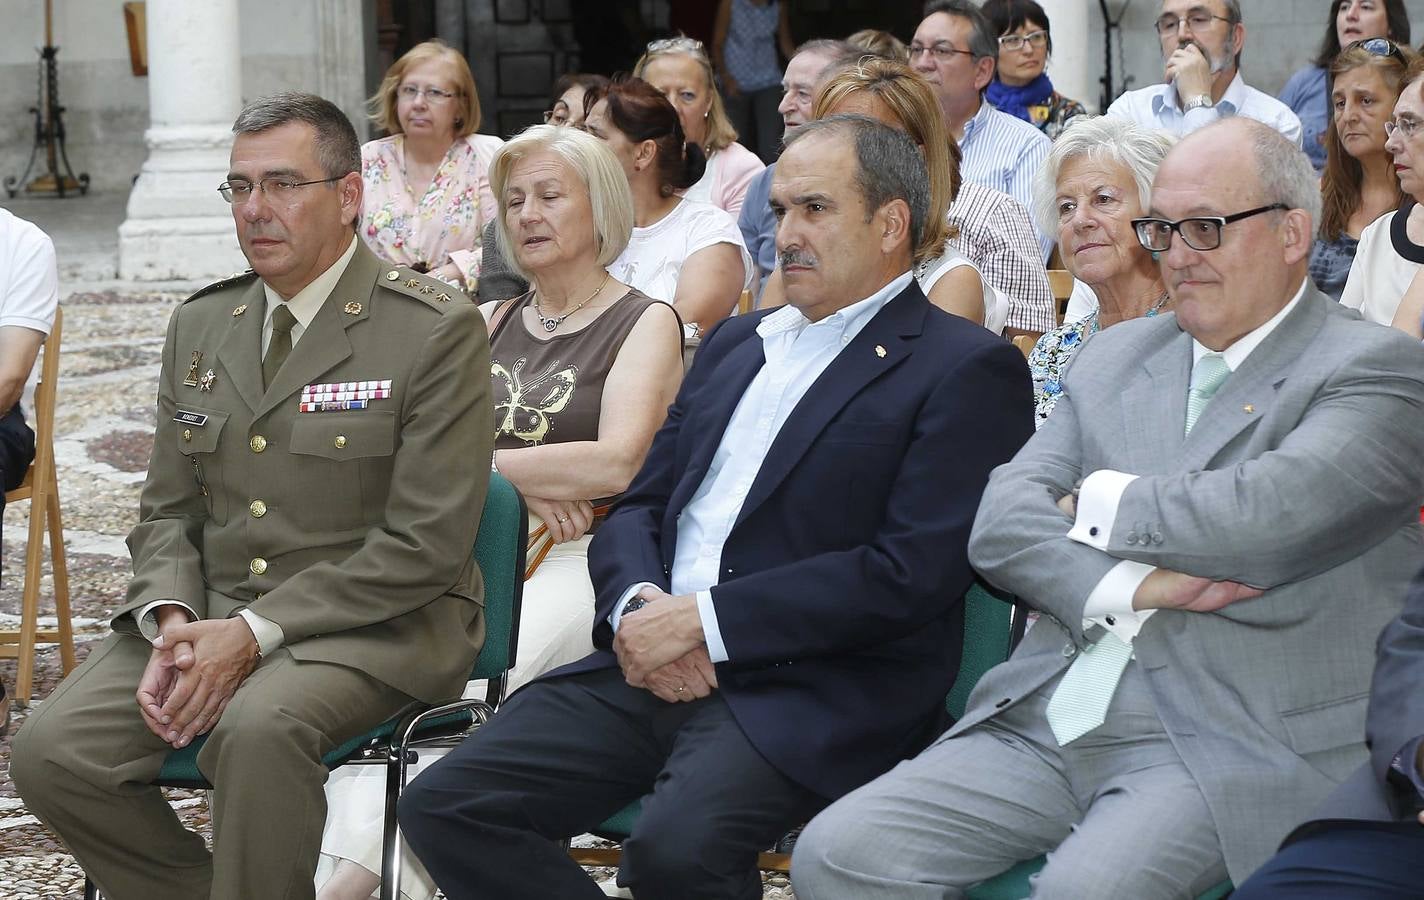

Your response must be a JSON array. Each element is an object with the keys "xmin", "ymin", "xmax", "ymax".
[
  {"xmin": 958, "ymin": 101, "xmax": 1053, "ymax": 261},
  {"xmin": 1106, "ymin": 72, "xmax": 1303, "ymax": 148},
  {"xmin": 610, "ymin": 271, "xmax": 913, "ymax": 661},
  {"xmin": 737, "ymin": 163, "xmax": 778, "ymax": 288}
]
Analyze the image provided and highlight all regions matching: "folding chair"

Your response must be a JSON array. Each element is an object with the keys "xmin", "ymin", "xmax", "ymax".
[
  {"xmin": 83, "ymin": 472, "xmax": 527, "ymax": 900},
  {"xmin": 568, "ymin": 579, "xmax": 1028, "ymax": 875},
  {"xmin": 1, "ymin": 305, "xmax": 76, "ymax": 702}
]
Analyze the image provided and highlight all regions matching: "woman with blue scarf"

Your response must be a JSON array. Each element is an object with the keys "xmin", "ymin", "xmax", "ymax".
[{"xmin": 982, "ymin": 0, "xmax": 1085, "ymax": 140}]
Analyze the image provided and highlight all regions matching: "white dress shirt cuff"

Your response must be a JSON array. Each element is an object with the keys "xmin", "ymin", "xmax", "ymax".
[
  {"xmin": 1067, "ymin": 470, "xmax": 1140, "ymax": 550},
  {"xmin": 236, "ymin": 608, "xmax": 285, "ymax": 657},
  {"xmin": 696, "ymin": 590, "xmax": 728, "ymax": 663},
  {"xmin": 610, "ymin": 582, "xmax": 659, "ymax": 631},
  {"xmin": 135, "ymin": 600, "xmax": 197, "ymax": 641},
  {"xmin": 1082, "ymin": 560, "xmax": 1158, "ymax": 642}
]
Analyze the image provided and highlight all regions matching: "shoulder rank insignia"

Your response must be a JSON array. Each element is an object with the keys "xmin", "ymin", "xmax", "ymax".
[{"xmin": 386, "ymin": 268, "xmax": 465, "ymax": 310}]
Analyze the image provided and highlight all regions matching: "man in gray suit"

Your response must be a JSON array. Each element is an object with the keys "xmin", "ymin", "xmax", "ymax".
[{"xmin": 792, "ymin": 117, "xmax": 1424, "ymax": 897}]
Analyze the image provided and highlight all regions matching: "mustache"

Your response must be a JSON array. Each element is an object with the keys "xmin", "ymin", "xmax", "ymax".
[{"xmin": 779, "ymin": 249, "xmax": 818, "ymax": 269}]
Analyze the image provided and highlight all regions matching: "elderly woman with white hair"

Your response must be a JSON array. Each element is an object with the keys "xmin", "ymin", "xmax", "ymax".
[
  {"xmin": 314, "ymin": 125, "xmax": 684, "ymax": 900},
  {"xmin": 1027, "ymin": 116, "xmax": 1176, "ymax": 426}
]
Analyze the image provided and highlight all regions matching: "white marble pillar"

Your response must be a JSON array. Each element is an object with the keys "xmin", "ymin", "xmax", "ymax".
[
  {"xmin": 1040, "ymin": 0, "xmax": 1097, "ymax": 113},
  {"xmin": 118, "ymin": 0, "xmax": 246, "ymax": 281}
]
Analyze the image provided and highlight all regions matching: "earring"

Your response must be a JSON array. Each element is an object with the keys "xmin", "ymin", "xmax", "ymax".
[{"xmin": 1151, "ymin": 250, "xmax": 1161, "ymax": 261}]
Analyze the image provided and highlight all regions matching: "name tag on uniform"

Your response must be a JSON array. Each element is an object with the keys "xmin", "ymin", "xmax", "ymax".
[{"xmin": 174, "ymin": 410, "xmax": 210, "ymax": 427}]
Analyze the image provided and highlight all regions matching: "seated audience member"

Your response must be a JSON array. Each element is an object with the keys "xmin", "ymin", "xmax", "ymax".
[
  {"xmin": 545, "ymin": 72, "xmax": 610, "ymax": 127},
  {"xmin": 1232, "ymin": 571, "xmax": 1424, "ymax": 900},
  {"xmin": 814, "ymin": 57, "xmax": 988, "ymax": 326},
  {"xmin": 950, "ymin": 178, "xmax": 1056, "ymax": 339},
  {"xmin": 712, "ymin": 0, "xmax": 796, "ymax": 164},
  {"xmin": 739, "ymin": 40, "xmax": 861, "ymax": 294},
  {"xmin": 1345, "ymin": 57, "xmax": 1424, "ymax": 328},
  {"xmin": 0, "ymin": 206, "xmax": 59, "ymax": 732},
  {"xmin": 982, "ymin": 0, "xmax": 1087, "ymax": 140},
  {"xmin": 1281, "ymin": 0, "xmax": 1409, "ymax": 173},
  {"xmin": 396, "ymin": 115, "xmax": 1034, "ymax": 900},
  {"xmin": 1027, "ymin": 117, "xmax": 1176, "ymax": 425},
  {"xmin": 316, "ymin": 124, "xmax": 685, "ymax": 900},
  {"xmin": 911, "ymin": 0, "xmax": 1054, "ymax": 258},
  {"xmin": 360, "ymin": 40, "xmax": 502, "ymax": 293},
  {"xmin": 847, "ymin": 28, "xmax": 909, "ymax": 63},
  {"xmin": 793, "ymin": 118, "xmax": 1424, "ymax": 898},
  {"xmin": 1313, "ymin": 39, "xmax": 1413, "ymax": 300},
  {"xmin": 10, "ymin": 91, "xmax": 492, "ymax": 899},
  {"xmin": 1108, "ymin": 1, "xmax": 1302, "ymax": 146},
  {"xmin": 586, "ymin": 77, "xmax": 751, "ymax": 333},
  {"xmin": 635, "ymin": 35, "xmax": 766, "ymax": 216}
]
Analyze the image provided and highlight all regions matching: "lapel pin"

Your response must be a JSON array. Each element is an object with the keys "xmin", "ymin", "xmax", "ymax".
[
  {"xmin": 232, "ymin": 304, "xmax": 247, "ymax": 317},
  {"xmin": 199, "ymin": 369, "xmax": 217, "ymax": 392},
  {"xmin": 183, "ymin": 351, "xmax": 202, "ymax": 387},
  {"xmin": 344, "ymin": 301, "xmax": 363, "ymax": 315},
  {"xmin": 875, "ymin": 345, "xmax": 887, "ymax": 358},
  {"xmin": 1243, "ymin": 404, "xmax": 1255, "ymax": 414}
]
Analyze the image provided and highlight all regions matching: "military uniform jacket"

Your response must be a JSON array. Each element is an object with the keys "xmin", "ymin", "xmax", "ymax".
[{"xmin": 114, "ymin": 243, "xmax": 493, "ymax": 703}]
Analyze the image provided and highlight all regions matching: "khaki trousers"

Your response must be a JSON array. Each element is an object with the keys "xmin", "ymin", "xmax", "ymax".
[{"xmin": 10, "ymin": 632, "xmax": 411, "ymax": 900}]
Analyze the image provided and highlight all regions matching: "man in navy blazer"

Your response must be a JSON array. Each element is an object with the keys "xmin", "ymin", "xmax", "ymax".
[{"xmin": 398, "ymin": 115, "xmax": 1034, "ymax": 900}]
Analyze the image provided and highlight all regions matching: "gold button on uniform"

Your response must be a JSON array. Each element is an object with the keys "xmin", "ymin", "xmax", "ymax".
[
  {"xmin": 183, "ymin": 429, "xmax": 192, "ymax": 442},
  {"xmin": 249, "ymin": 557, "xmax": 268, "ymax": 575},
  {"xmin": 334, "ymin": 435, "xmax": 347, "ymax": 449},
  {"xmin": 250, "ymin": 434, "xmax": 268, "ymax": 453},
  {"xmin": 249, "ymin": 499, "xmax": 268, "ymax": 518}
]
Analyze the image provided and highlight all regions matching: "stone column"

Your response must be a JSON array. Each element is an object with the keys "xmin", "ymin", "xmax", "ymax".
[
  {"xmin": 1040, "ymin": 0, "xmax": 1097, "ymax": 113},
  {"xmin": 118, "ymin": 0, "xmax": 246, "ymax": 281}
]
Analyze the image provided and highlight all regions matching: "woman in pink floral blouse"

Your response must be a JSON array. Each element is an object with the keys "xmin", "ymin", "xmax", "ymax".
[{"xmin": 360, "ymin": 40, "xmax": 503, "ymax": 294}]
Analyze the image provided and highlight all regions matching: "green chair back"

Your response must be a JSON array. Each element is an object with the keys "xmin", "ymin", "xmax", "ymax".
[{"xmin": 946, "ymin": 581, "xmax": 1015, "ymax": 720}]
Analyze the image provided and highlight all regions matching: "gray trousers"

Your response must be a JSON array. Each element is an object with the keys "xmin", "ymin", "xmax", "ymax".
[
  {"xmin": 11, "ymin": 632, "xmax": 410, "ymax": 900},
  {"xmin": 792, "ymin": 663, "xmax": 1230, "ymax": 899}
]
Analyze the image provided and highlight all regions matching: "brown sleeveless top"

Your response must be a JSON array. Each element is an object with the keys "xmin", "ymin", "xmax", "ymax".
[{"xmin": 489, "ymin": 287, "xmax": 673, "ymax": 450}]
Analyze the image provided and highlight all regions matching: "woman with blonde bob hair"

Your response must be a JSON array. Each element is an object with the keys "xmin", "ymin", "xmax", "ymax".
[
  {"xmin": 635, "ymin": 36, "xmax": 766, "ymax": 215},
  {"xmin": 315, "ymin": 125, "xmax": 683, "ymax": 900},
  {"xmin": 810, "ymin": 57, "xmax": 991, "ymax": 327},
  {"xmin": 360, "ymin": 40, "xmax": 502, "ymax": 293}
]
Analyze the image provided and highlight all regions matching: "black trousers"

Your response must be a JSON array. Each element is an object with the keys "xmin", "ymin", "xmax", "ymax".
[
  {"xmin": 398, "ymin": 666, "xmax": 825, "ymax": 900},
  {"xmin": 1232, "ymin": 820, "xmax": 1424, "ymax": 899},
  {"xmin": 0, "ymin": 402, "xmax": 36, "ymax": 587}
]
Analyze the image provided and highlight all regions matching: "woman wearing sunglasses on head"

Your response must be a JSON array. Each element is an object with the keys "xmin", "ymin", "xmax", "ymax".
[
  {"xmin": 1312, "ymin": 38, "xmax": 1413, "ymax": 300},
  {"xmin": 980, "ymin": 0, "xmax": 1086, "ymax": 140},
  {"xmin": 360, "ymin": 40, "xmax": 503, "ymax": 295},
  {"xmin": 1280, "ymin": 0, "xmax": 1410, "ymax": 173}
]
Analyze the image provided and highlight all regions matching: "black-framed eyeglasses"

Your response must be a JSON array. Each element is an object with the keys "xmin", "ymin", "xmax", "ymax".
[
  {"xmin": 1131, "ymin": 204, "xmax": 1289, "ymax": 252},
  {"xmin": 1347, "ymin": 38, "xmax": 1407, "ymax": 63},
  {"xmin": 909, "ymin": 42, "xmax": 976, "ymax": 62},
  {"xmin": 217, "ymin": 176, "xmax": 343, "ymax": 204},
  {"xmin": 1154, "ymin": 11, "xmax": 1233, "ymax": 36},
  {"xmin": 999, "ymin": 31, "xmax": 1049, "ymax": 51}
]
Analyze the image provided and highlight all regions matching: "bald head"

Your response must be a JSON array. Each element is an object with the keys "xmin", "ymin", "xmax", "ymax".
[{"xmin": 1148, "ymin": 118, "xmax": 1317, "ymax": 351}]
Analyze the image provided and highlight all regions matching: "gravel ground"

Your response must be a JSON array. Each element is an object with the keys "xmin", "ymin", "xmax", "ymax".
[{"xmin": 0, "ymin": 288, "xmax": 800, "ymax": 899}]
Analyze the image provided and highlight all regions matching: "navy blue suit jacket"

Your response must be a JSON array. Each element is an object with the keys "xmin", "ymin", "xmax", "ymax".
[{"xmin": 555, "ymin": 281, "xmax": 1033, "ymax": 800}]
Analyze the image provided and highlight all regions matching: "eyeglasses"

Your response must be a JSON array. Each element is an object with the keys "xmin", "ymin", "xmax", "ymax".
[
  {"xmin": 1131, "ymin": 204, "xmax": 1289, "ymax": 252},
  {"xmin": 909, "ymin": 42, "xmax": 976, "ymax": 62},
  {"xmin": 647, "ymin": 36, "xmax": 706, "ymax": 56},
  {"xmin": 1154, "ymin": 11, "xmax": 1233, "ymax": 36},
  {"xmin": 1384, "ymin": 117, "xmax": 1424, "ymax": 139},
  {"xmin": 1347, "ymin": 37, "xmax": 1407, "ymax": 63},
  {"xmin": 217, "ymin": 176, "xmax": 342, "ymax": 204},
  {"xmin": 397, "ymin": 84, "xmax": 457, "ymax": 104},
  {"xmin": 999, "ymin": 31, "xmax": 1049, "ymax": 51}
]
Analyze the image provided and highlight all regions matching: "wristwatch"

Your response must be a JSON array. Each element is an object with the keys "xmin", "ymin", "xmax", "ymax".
[
  {"xmin": 624, "ymin": 595, "xmax": 655, "ymax": 616},
  {"xmin": 1183, "ymin": 94, "xmax": 1214, "ymax": 113}
]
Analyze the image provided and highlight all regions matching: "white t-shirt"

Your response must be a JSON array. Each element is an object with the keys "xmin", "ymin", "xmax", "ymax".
[
  {"xmin": 0, "ymin": 207, "xmax": 59, "ymax": 410},
  {"xmin": 607, "ymin": 198, "xmax": 752, "ymax": 311},
  {"xmin": 1340, "ymin": 207, "xmax": 1422, "ymax": 326},
  {"xmin": 1064, "ymin": 279, "xmax": 1098, "ymax": 324},
  {"xmin": 916, "ymin": 247, "xmax": 1008, "ymax": 335}
]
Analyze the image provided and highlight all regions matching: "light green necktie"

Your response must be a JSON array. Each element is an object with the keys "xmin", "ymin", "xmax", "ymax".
[{"xmin": 1045, "ymin": 352, "xmax": 1232, "ymax": 746}]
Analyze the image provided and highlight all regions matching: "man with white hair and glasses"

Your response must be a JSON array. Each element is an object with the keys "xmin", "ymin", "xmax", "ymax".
[{"xmin": 1108, "ymin": 0, "xmax": 1302, "ymax": 145}]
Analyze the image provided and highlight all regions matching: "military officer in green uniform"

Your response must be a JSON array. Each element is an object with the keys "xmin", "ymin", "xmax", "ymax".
[{"xmin": 11, "ymin": 92, "xmax": 493, "ymax": 900}]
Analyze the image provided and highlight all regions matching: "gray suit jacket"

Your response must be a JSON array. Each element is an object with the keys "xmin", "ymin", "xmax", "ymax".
[{"xmin": 964, "ymin": 286, "xmax": 1424, "ymax": 881}]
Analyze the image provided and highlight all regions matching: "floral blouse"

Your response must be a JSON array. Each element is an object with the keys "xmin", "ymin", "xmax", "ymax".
[
  {"xmin": 1028, "ymin": 309, "xmax": 1101, "ymax": 428},
  {"xmin": 359, "ymin": 132, "xmax": 504, "ymax": 293}
]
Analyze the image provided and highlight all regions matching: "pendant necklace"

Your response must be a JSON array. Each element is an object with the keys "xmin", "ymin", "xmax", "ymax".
[{"xmin": 534, "ymin": 273, "xmax": 609, "ymax": 333}]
